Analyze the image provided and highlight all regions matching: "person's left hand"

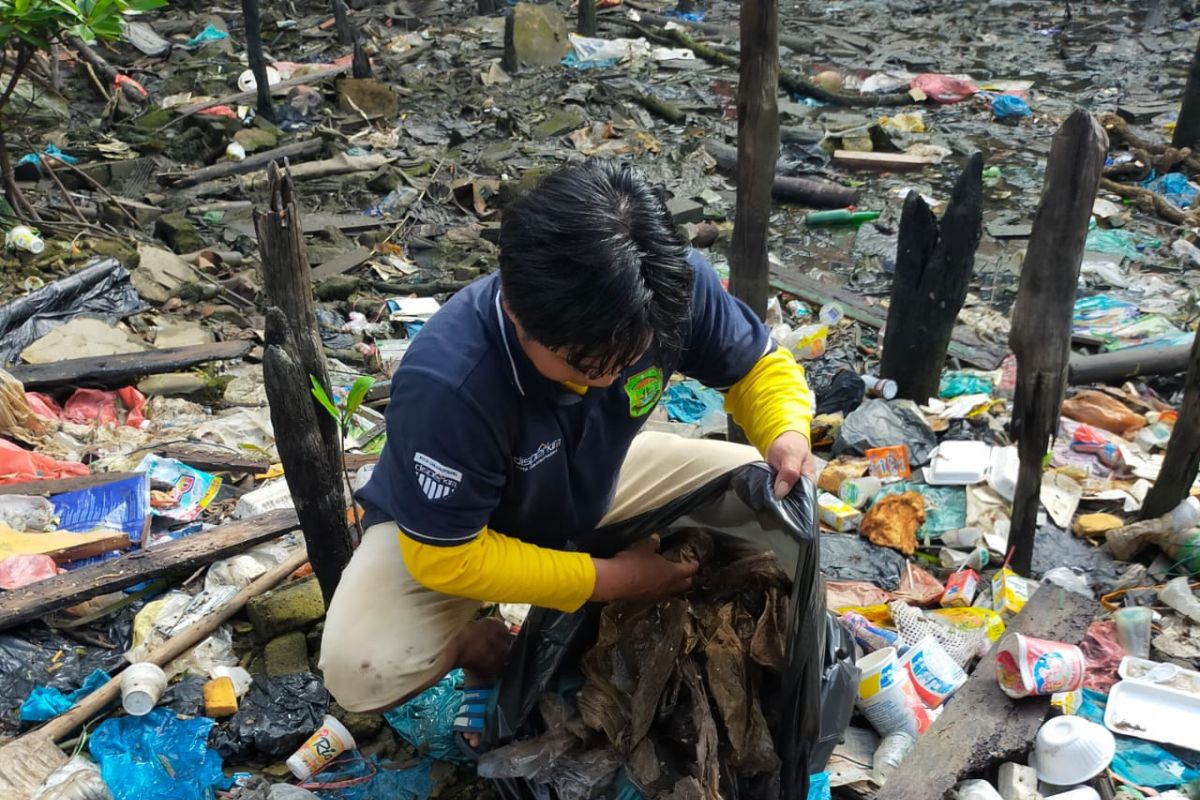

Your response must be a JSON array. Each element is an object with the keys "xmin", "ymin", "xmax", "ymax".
[{"xmin": 766, "ymin": 430, "xmax": 817, "ymax": 499}]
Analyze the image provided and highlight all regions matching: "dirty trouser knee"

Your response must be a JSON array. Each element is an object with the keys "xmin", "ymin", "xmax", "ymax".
[
  {"xmin": 320, "ymin": 432, "xmax": 762, "ymax": 710},
  {"xmin": 318, "ymin": 521, "xmax": 479, "ymax": 712}
]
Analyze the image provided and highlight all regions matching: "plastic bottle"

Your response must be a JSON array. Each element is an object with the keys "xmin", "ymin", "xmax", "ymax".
[
  {"xmin": 861, "ymin": 374, "xmax": 898, "ymax": 399},
  {"xmin": 939, "ymin": 545, "xmax": 988, "ymax": 571},
  {"xmin": 871, "ymin": 731, "xmax": 916, "ymax": 786},
  {"xmin": 225, "ymin": 141, "xmax": 247, "ymax": 161},
  {"xmin": 7, "ymin": 225, "xmax": 44, "ymax": 254},
  {"xmin": 1106, "ymin": 497, "xmax": 1200, "ymax": 573},
  {"xmin": 1159, "ymin": 576, "xmax": 1200, "ymax": 623},
  {"xmin": 805, "ymin": 209, "xmax": 881, "ymax": 226}
]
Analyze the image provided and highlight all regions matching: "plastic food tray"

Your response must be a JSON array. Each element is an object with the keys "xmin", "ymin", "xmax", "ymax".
[{"xmin": 1105, "ymin": 671, "xmax": 1200, "ymax": 752}]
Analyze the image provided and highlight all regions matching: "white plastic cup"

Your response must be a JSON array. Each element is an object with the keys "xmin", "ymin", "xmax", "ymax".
[
  {"xmin": 120, "ymin": 662, "xmax": 167, "ymax": 716},
  {"xmin": 286, "ymin": 715, "xmax": 357, "ymax": 780},
  {"xmin": 856, "ymin": 646, "xmax": 902, "ymax": 701},
  {"xmin": 995, "ymin": 634, "xmax": 1086, "ymax": 699},
  {"xmin": 899, "ymin": 636, "xmax": 967, "ymax": 708},
  {"xmin": 1113, "ymin": 607, "xmax": 1153, "ymax": 659}
]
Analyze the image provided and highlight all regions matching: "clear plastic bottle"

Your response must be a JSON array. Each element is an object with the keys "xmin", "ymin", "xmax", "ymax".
[
  {"xmin": 872, "ymin": 731, "xmax": 916, "ymax": 786},
  {"xmin": 818, "ymin": 302, "xmax": 845, "ymax": 326},
  {"xmin": 7, "ymin": 225, "xmax": 44, "ymax": 254}
]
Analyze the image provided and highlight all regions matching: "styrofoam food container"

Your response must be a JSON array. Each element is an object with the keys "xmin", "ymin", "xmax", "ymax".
[
  {"xmin": 1030, "ymin": 716, "xmax": 1115, "ymax": 786},
  {"xmin": 1118, "ymin": 655, "xmax": 1200, "ymax": 696},
  {"xmin": 987, "ymin": 445, "xmax": 1019, "ymax": 502},
  {"xmin": 1045, "ymin": 788, "xmax": 1100, "ymax": 800},
  {"xmin": 1105, "ymin": 676, "xmax": 1200, "ymax": 752},
  {"xmin": 924, "ymin": 441, "xmax": 990, "ymax": 486}
]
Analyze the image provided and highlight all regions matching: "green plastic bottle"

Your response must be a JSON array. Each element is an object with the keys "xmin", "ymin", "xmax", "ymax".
[{"xmin": 804, "ymin": 209, "xmax": 881, "ymax": 226}]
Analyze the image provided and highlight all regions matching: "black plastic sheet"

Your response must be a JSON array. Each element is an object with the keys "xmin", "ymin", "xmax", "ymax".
[
  {"xmin": 819, "ymin": 533, "xmax": 910, "ymax": 591},
  {"xmin": 486, "ymin": 464, "xmax": 857, "ymax": 800},
  {"xmin": 0, "ymin": 258, "xmax": 146, "ymax": 366},
  {"xmin": 212, "ymin": 672, "xmax": 329, "ymax": 761}
]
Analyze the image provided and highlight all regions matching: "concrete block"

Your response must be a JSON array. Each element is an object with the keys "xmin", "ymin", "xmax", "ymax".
[
  {"xmin": 247, "ymin": 575, "xmax": 326, "ymax": 638},
  {"xmin": 997, "ymin": 762, "xmax": 1041, "ymax": 800},
  {"xmin": 666, "ymin": 197, "xmax": 705, "ymax": 225},
  {"xmin": 154, "ymin": 212, "xmax": 203, "ymax": 254},
  {"xmin": 264, "ymin": 631, "xmax": 310, "ymax": 676}
]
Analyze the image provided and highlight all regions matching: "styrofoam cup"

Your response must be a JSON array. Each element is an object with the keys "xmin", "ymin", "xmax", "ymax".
[
  {"xmin": 120, "ymin": 662, "xmax": 167, "ymax": 716},
  {"xmin": 287, "ymin": 715, "xmax": 357, "ymax": 779},
  {"xmin": 1030, "ymin": 716, "xmax": 1115, "ymax": 786},
  {"xmin": 899, "ymin": 636, "xmax": 967, "ymax": 707}
]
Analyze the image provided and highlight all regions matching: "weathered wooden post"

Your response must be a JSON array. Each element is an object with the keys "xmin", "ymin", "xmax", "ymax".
[
  {"xmin": 241, "ymin": 0, "xmax": 274, "ymax": 120},
  {"xmin": 578, "ymin": 0, "xmax": 597, "ymax": 37},
  {"xmin": 726, "ymin": 0, "xmax": 778, "ymax": 444},
  {"xmin": 332, "ymin": 0, "xmax": 353, "ymax": 45},
  {"xmin": 1173, "ymin": 32, "xmax": 1200, "ymax": 148},
  {"xmin": 352, "ymin": 34, "xmax": 372, "ymax": 80},
  {"xmin": 256, "ymin": 163, "xmax": 353, "ymax": 603},
  {"xmin": 1139, "ymin": 332, "xmax": 1200, "ymax": 519},
  {"xmin": 880, "ymin": 154, "xmax": 984, "ymax": 402},
  {"xmin": 1008, "ymin": 110, "xmax": 1108, "ymax": 574}
]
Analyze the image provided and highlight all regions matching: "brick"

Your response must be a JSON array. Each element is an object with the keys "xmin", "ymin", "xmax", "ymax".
[
  {"xmin": 263, "ymin": 631, "xmax": 310, "ymax": 676},
  {"xmin": 247, "ymin": 575, "xmax": 326, "ymax": 638}
]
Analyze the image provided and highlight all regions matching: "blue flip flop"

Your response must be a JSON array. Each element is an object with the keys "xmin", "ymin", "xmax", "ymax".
[{"xmin": 452, "ymin": 685, "xmax": 493, "ymax": 760}]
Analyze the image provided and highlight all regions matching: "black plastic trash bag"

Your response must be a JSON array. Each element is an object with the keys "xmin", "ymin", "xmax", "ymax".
[
  {"xmin": 212, "ymin": 672, "xmax": 329, "ymax": 761},
  {"xmin": 0, "ymin": 258, "xmax": 146, "ymax": 366},
  {"xmin": 484, "ymin": 463, "xmax": 857, "ymax": 800}
]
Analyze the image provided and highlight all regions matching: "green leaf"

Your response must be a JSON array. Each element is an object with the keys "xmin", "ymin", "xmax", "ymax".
[
  {"xmin": 123, "ymin": 0, "xmax": 165, "ymax": 11},
  {"xmin": 309, "ymin": 375, "xmax": 340, "ymax": 422},
  {"xmin": 343, "ymin": 376, "xmax": 375, "ymax": 420}
]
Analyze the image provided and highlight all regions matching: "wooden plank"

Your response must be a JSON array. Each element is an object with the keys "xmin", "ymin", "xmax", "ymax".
[
  {"xmin": 768, "ymin": 270, "xmax": 1008, "ymax": 369},
  {"xmin": 832, "ymin": 150, "xmax": 934, "ymax": 171},
  {"xmin": 877, "ymin": 584, "xmax": 1097, "ymax": 800},
  {"xmin": 154, "ymin": 445, "xmax": 270, "ymax": 474},
  {"xmin": 0, "ymin": 472, "xmax": 138, "ymax": 496},
  {"xmin": 0, "ymin": 509, "xmax": 299, "ymax": 630},
  {"xmin": 311, "ymin": 245, "xmax": 373, "ymax": 282},
  {"xmin": 166, "ymin": 139, "xmax": 324, "ymax": 188},
  {"xmin": 10, "ymin": 340, "xmax": 252, "ymax": 391}
]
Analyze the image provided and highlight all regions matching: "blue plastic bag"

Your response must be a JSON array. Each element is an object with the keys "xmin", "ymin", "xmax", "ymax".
[
  {"xmin": 992, "ymin": 95, "xmax": 1032, "ymax": 120},
  {"xmin": 1078, "ymin": 689, "xmax": 1200, "ymax": 789},
  {"xmin": 384, "ymin": 669, "xmax": 471, "ymax": 764},
  {"xmin": 90, "ymin": 708, "xmax": 225, "ymax": 800},
  {"xmin": 20, "ymin": 668, "xmax": 110, "ymax": 722},
  {"xmin": 1140, "ymin": 171, "xmax": 1199, "ymax": 209},
  {"xmin": 938, "ymin": 372, "xmax": 994, "ymax": 399},
  {"xmin": 807, "ymin": 771, "xmax": 831, "ymax": 800},
  {"xmin": 186, "ymin": 23, "xmax": 228, "ymax": 46},
  {"xmin": 664, "ymin": 379, "xmax": 725, "ymax": 424}
]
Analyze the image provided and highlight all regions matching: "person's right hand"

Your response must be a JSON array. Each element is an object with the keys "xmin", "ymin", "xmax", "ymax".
[{"xmin": 590, "ymin": 534, "xmax": 699, "ymax": 603}]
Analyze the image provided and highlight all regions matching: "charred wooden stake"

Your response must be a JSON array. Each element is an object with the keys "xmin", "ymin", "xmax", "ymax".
[
  {"xmin": 241, "ymin": 0, "xmax": 274, "ymax": 119},
  {"xmin": 579, "ymin": 0, "xmax": 597, "ymax": 36},
  {"xmin": 726, "ymin": 0, "xmax": 778, "ymax": 446},
  {"xmin": 1173, "ymin": 31, "xmax": 1200, "ymax": 148},
  {"xmin": 333, "ymin": 0, "xmax": 353, "ymax": 45},
  {"xmin": 880, "ymin": 153, "xmax": 984, "ymax": 402},
  {"xmin": 352, "ymin": 34, "xmax": 372, "ymax": 79},
  {"xmin": 256, "ymin": 164, "xmax": 352, "ymax": 602},
  {"xmin": 1008, "ymin": 110, "xmax": 1107, "ymax": 574},
  {"xmin": 1139, "ymin": 332, "xmax": 1200, "ymax": 519},
  {"xmin": 502, "ymin": 10, "xmax": 518, "ymax": 73}
]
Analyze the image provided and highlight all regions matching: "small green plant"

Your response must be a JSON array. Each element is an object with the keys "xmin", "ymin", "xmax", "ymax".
[
  {"xmin": 0, "ymin": 0, "xmax": 166, "ymax": 216},
  {"xmin": 311, "ymin": 374, "xmax": 374, "ymax": 541}
]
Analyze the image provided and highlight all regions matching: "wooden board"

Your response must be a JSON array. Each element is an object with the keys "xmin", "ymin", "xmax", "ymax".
[
  {"xmin": 0, "ymin": 472, "xmax": 138, "ymax": 496},
  {"xmin": 154, "ymin": 445, "xmax": 270, "ymax": 474},
  {"xmin": 311, "ymin": 245, "xmax": 374, "ymax": 282},
  {"xmin": 876, "ymin": 584, "xmax": 1096, "ymax": 800},
  {"xmin": 9, "ymin": 340, "xmax": 252, "ymax": 391},
  {"xmin": 0, "ymin": 509, "xmax": 299, "ymax": 630},
  {"xmin": 832, "ymin": 150, "xmax": 935, "ymax": 171},
  {"xmin": 769, "ymin": 269, "xmax": 1008, "ymax": 369}
]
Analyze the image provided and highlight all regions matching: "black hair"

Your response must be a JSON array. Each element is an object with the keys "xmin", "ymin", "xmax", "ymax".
[{"xmin": 498, "ymin": 160, "xmax": 694, "ymax": 379}]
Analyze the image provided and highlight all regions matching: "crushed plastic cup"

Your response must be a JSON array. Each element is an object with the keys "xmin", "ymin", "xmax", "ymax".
[
  {"xmin": 237, "ymin": 65, "xmax": 282, "ymax": 92},
  {"xmin": 120, "ymin": 662, "xmax": 167, "ymax": 716},
  {"xmin": 1113, "ymin": 607, "xmax": 1153, "ymax": 659},
  {"xmin": 994, "ymin": 634, "xmax": 1086, "ymax": 699},
  {"xmin": 784, "ymin": 324, "xmax": 828, "ymax": 360},
  {"xmin": 899, "ymin": 635, "xmax": 967, "ymax": 707},
  {"xmin": 1029, "ymin": 716, "xmax": 1115, "ymax": 786},
  {"xmin": 1158, "ymin": 576, "xmax": 1200, "ymax": 623},
  {"xmin": 818, "ymin": 302, "xmax": 845, "ymax": 326},
  {"xmin": 286, "ymin": 715, "xmax": 357, "ymax": 780}
]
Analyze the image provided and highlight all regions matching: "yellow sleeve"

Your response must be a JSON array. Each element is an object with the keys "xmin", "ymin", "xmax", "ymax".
[
  {"xmin": 398, "ymin": 527, "xmax": 596, "ymax": 613},
  {"xmin": 724, "ymin": 347, "xmax": 815, "ymax": 455}
]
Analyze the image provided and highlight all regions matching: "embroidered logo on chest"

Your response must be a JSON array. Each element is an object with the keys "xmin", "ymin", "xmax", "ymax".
[
  {"xmin": 413, "ymin": 452, "xmax": 462, "ymax": 500},
  {"xmin": 514, "ymin": 439, "xmax": 563, "ymax": 472}
]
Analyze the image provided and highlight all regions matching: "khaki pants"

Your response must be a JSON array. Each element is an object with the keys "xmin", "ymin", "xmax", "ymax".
[{"xmin": 319, "ymin": 432, "xmax": 759, "ymax": 711}]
